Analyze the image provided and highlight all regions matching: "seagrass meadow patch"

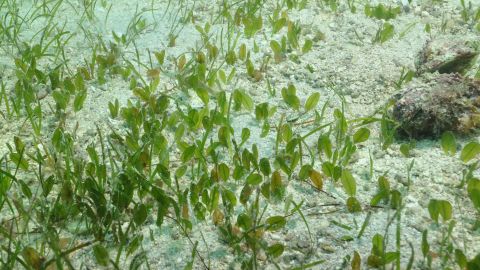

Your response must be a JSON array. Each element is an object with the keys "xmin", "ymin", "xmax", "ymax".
[{"xmin": 0, "ymin": 0, "xmax": 480, "ymax": 269}]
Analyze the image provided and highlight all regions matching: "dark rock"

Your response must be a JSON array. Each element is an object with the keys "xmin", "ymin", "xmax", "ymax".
[
  {"xmin": 392, "ymin": 73, "xmax": 480, "ymax": 138},
  {"xmin": 416, "ymin": 38, "xmax": 478, "ymax": 75}
]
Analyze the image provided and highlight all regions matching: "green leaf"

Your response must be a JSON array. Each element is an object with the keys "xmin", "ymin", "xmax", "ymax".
[
  {"xmin": 318, "ymin": 135, "xmax": 332, "ymax": 158},
  {"xmin": 194, "ymin": 202, "xmax": 206, "ymax": 221},
  {"xmin": 175, "ymin": 165, "xmax": 187, "ymax": 179},
  {"xmin": 460, "ymin": 141, "xmax": 480, "ymax": 163},
  {"xmin": 218, "ymin": 163, "xmax": 230, "ymax": 181},
  {"xmin": 233, "ymin": 165, "xmax": 245, "ymax": 180},
  {"xmin": 41, "ymin": 175, "xmax": 55, "ymax": 197},
  {"xmin": 155, "ymin": 190, "xmax": 170, "ymax": 227},
  {"xmin": 270, "ymin": 170, "xmax": 285, "ymax": 200},
  {"xmin": 210, "ymin": 186, "xmax": 220, "ymax": 210},
  {"xmin": 370, "ymin": 192, "xmax": 384, "ymax": 207},
  {"xmin": 467, "ymin": 178, "xmax": 480, "ymax": 210},
  {"xmin": 375, "ymin": 22, "xmax": 395, "ymax": 43},
  {"xmin": 93, "ymin": 244, "xmax": 109, "ymax": 266},
  {"xmin": 428, "ymin": 199, "xmax": 453, "ymax": 222},
  {"xmin": 261, "ymin": 122, "xmax": 270, "ymax": 138},
  {"xmin": 275, "ymin": 156, "xmax": 292, "ymax": 176},
  {"xmin": 302, "ymin": 39, "xmax": 313, "ymax": 54},
  {"xmin": 365, "ymin": 4, "xmax": 401, "ymax": 20},
  {"xmin": 298, "ymin": 164, "xmax": 313, "ymax": 180},
  {"xmin": 371, "ymin": 234, "xmax": 384, "ymax": 256},
  {"xmin": 261, "ymin": 182, "xmax": 270, "ymax": 199},
  {"xmin": 353, "ymin": 128, "xmax": 370, "ymax": 143},
  {"xmin": 237, "ymin": 213, "xmax": 252, "ymax": 230},
  {"xmin": 259, "ymin": 158, "xmax": 271, "ymax": 176},
  {"xmin": 243, "ymin": 15, "xmax": 263, "ymax": 38},
  {"xmin": 333, "ymin": 166, "xmax": 342, "ymax": 181},
  {"xmin": 384, "ymin": 252, "xmax": 399, "ymax": 264},
  {"xmin": 133, "ymin": 204, "xmax": 148, "ymax": 226},
  {"xmin": 400, "ymin": 143, "xmax": 411, "ymax": 157},
  {"xmin": 441, "ymin": 131, "xmax": 456, "ymax": 156},
  {"xmin": 246, "ymin": 173, "xmax": 262, "ymax": 185},
  {"xmin": 255, "ymin": 102, "xmax": 269, "ymax": 120},
  {"xmin": 281, "ymin": 84, "xmax": 300, "ymax": 110},
  {"xmin": 222, "ymin": 189, "xmax": 237, "ymax": 207},
  {"xmin": 406, "ymin": 242, "xmax": 415, "ymax": 270},
  {"xmin": 64, "ymin": 77, "xmax": 76, "ymax": 93},
  {"xmin": 286, "ymin": 138, "xmax": 299, "ymax": 155},
  {"xmin": 154, "ymin": 50, "xmax": 166, "ymax": 65},
  {"xmin": 281, "ymin": 124, "xmax": 293, "ymax": 142},
  {"xmin": 181, "ymin": 145, "xmax": 196, "ymax": 162},
  {"xmin": 455, "ymin": 249, "xmax": 468, "ymax": 269},
  {"xmin": 390, "ymin": 190, "xmax": 401, "ymax": 209},
  {"xmin": 126, "ymin": 235, "xmax": 142, "ymax": 257},
  {"xmin": 267, "ymin": 243, "xmax": 285, "ymax": 258},
  {"xmin": 270, "ymin": 40, "xmax": 281, "ymax": 55},
  {"xmin": 13, "ymin": 136, "xmax": 25, "ymax": 153},
  {"xmin": 378, "ymin": 176, "xmax": 390, "ymax": 192},
  {"xmin": 304, "ymin": 92, "xmax": 320, "ymax": 112},
  {"xmin": 424, "ymin": 23, "xmax": 431, "ymax": 34},
  {"xmin": 246, "ymin": 59, "xmax": 256, "ymax": 78},
  {"xmin": 240, "ymin": 184, "xmax": 253, "ymax": 204},
  {"xmin": 156, "ymin": 95, "xmax": 170, "ymax": 114},
  {"xmin": 272, "ymin": 18, "xmax": 287, "ymax": 34},
  {"xmin": 195, "ymin": 87, "xmax": 209, "ymax": 105},
  {"xmin": 321, "ymin": 162, "xmax": 334, "ymax": 178},
  {"xmin": 241, "ymin": 128, "xmax": 250, "ymax": 144},
  {"xmin": 73, "ymin": 90, "xmax": 87, "ymax": 112},
  {"xmin": 52, "ymin": 89, "xmax": 70, "ymax": 110},
  {"xmin": 218, "ymin": 126, "xmax": 231, "ymax": 148},
  {"xmin": 346, "ymin": 196, "xmax": 362, "ymax": 213},
  {"xmin": 372, "ymin": 177, "xmax": 391, "ymax": 205},
  {"xmin": 9, "ymin": 153, "xmax": 29, "ymax": 171},
  {"xmin": 175, "ymin": 124, "xmax": 185, "ymax": 142},
  {"xmin": 225, "ymin": 50, "xmax": 236, "ymax": 65},
  {"xmin": 467, "ymin": 253, "xmax": 480, "ymax": 270},
  {"xmin": 266, "ymin": 216, "xmax": 286, "ymax": 231},
  {"xmin": 108, "ymin": 99, "xmax": 119, "ymax": 118},
  {"xmin": 341, "ymin": 169, "xmax": 357, "ymax": 196},
  {"xmin": 421, "ymin": 230, "xmax": 429, "ymax": 257},
  {"xmin": 233, "ymin": 89, "xmax": 254, "ymax": 111},
  {"xmin": 238, "ymin": 43, "xmax": 247, "ymax": 61}
]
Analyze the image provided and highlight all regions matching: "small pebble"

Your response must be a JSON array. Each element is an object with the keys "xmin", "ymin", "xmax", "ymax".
[{"xmin": 296, "ymin": 239, "xmax": 310, "ymax": 249}]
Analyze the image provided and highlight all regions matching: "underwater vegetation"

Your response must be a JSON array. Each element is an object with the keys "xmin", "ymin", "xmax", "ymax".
[{"xmin": 0, "ymin": 0, "xmax": 480, "ymax": 269}]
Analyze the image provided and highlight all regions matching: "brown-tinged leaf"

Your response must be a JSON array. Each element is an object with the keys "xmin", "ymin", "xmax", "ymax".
[
  {"xmin": 22, "ymin": 247, "xmax": 44, "ymax": 270},
  {"xmin": 59, "ymin": 238, "xmax": 70, "ymax": 250},
  {"xmin": 271, "ymin": 170, "xmax": 283, "ymax": 189},
  {"xmin": 212, "ymin": 208, "xmax": 224, "ymax": 225},
  {"xmin": 182, "ymin": 203, "xmax": 189, "ymax": 220},
  {"xmin": 309, "ymin": 169, "xmax": 323, "ymax": 190},
  {"xmin": 147, "ymin": 68, "xmax": 160, "ymax": 80},
  {"xmin": 352, "ymin": 250, "xmax": 361, "ymax": 270},
  {"xmin": 178, "ymin": 55, "xmax": 186, "ymax": 71}
]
